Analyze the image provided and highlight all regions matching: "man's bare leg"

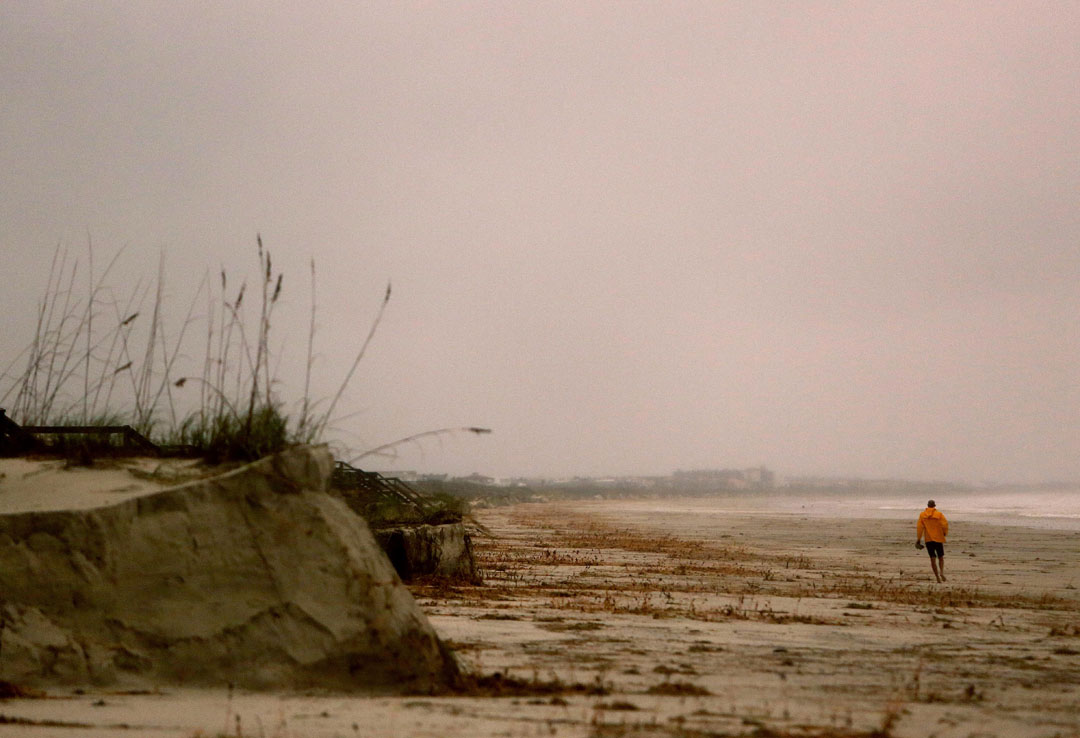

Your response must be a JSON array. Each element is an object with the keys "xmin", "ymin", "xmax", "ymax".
[
  {"xmin": 930, "ymin": 557, "xmax": 942, "ymax": 583},
  {"xmin": 937, "ymin": 556, "xmax": 946, "ymax": 582}
]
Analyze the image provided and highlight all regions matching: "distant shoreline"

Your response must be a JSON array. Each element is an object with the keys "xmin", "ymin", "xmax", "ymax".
[{"xmin": 592, "ymin": 491, "xmax": 1080, "ymax": 533}]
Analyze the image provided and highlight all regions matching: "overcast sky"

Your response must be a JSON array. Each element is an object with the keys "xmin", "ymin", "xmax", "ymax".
[{"xmin": 3, "ymin": 2, "xmax": 1079, "ymax": 483}]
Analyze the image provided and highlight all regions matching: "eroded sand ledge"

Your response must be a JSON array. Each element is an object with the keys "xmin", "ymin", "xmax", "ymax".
[{"xmin": 0, "ymin": 446, "xmax": 458, "ymax": 691}]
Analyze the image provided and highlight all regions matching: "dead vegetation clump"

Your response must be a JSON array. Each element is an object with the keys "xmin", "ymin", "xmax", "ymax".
[
  {"xmin": 452, "ymin": 670, "xmax": 609, "ymax": 698},
  {"xmin": 792, "ymin": 576, "xmax": 1076, "ymax": 611},
  {"xmin": 588, "ymin": 724, "xmax": 897, "ymax": 738},
  {"xmin": 0, "ymin": 715, "xmax": 92, "ymax": 728},
  {"xmin": 513, "ymin": 512, "xmax": 761, "ymax": 567},
  {"xmin": 0, "ymin": 681, "xmax": 44, "ymax": 699},
  {"xmin": 409, "ymin": 579, "xmax": 516, "ymax": 603},
  {"xmin": 645, "ymin": 681, "xmax": 712, "ymax": 697},
  {"xmin": 594, "ymin": 700, "xmax": 641, "ymax": 711},
  {"xmin": 1048, "ymin": 623, "xmax": 1080, "ymax": 637}
]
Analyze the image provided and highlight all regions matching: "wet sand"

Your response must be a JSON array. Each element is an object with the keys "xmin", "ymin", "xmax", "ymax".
[{"xmin": 2, "ymin": 497, "xmax": 1078, "ymax": 737}]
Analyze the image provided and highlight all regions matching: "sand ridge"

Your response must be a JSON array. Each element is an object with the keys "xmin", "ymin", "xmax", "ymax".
[{"xmin": 0, "ymin": 456, "xmax": 209, "ymax": 514}]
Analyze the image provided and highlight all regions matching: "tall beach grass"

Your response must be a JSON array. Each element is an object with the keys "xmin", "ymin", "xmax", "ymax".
[{"xmin": 1, "ymin": 239, "xmax": 393, "ymax": 462}]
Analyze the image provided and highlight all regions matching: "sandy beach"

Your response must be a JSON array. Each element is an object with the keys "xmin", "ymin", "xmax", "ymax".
[{"xmin": 2, "ymin": 494, "xmax": 1078, "ymax": 737}]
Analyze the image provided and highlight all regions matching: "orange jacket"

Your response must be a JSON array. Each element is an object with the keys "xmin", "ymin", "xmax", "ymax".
[{"xmin": 917, "ymin": 508, "xmax": 948, "ymax": 543}]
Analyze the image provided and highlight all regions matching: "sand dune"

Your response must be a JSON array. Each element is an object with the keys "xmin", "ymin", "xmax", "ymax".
[{"xmin": 0, "ymin": 447, "xmax": 457, "ymax": 692}]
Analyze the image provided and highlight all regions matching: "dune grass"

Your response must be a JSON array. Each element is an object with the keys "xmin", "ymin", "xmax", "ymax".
[{"xmin": 0, "ymin": 238, "xmax": 389, "ymax": 463}]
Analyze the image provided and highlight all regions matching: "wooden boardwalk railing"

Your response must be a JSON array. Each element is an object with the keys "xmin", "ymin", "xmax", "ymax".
[
  {"xmin": 0, "ymin": 408, "xmax": 38, "ymax": 453},
  {"xmin": 331, "ymin": 460, "xmax": 435, "ymax": 514},
  {"xmin": 0, "ymin": 408, "xmax": 167, "ymax": 456}
]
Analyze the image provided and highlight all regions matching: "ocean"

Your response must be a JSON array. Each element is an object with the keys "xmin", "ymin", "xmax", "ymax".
[{"xmin": 638, "ymin": 487, "xmax": 1080, "ymax": 532}]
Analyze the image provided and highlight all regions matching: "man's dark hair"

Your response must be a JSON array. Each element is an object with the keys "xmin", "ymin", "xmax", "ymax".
[{"xmin": 927, "ymin": 499, "xmax": 936, "ymax": 508}]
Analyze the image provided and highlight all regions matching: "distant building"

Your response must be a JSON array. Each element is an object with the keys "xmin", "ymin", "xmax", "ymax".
[
  {"xmin": 456, "ymin": 473, "xmax": 496, "ymax": 486},
  {"xmin": 672, "ymin": 466, "xmax": 775, "ymax": 491},
  {"xmin": 373, "ymin": 470, "xmax": 419, "ymax": 482},
  {"xmin": 743, "ymin": 466, "xmax": 775, "ymax": 488}
]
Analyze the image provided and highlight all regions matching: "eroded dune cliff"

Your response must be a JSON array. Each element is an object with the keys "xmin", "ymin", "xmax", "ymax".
[{"xmin": 0, "ymin": 446, "xmax": 458, "ymax": 692}]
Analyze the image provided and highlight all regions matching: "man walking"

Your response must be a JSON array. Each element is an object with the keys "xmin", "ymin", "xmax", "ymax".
[{"xmin": 916, "ymin": 500, "xmax": 948, "ymax": 583}]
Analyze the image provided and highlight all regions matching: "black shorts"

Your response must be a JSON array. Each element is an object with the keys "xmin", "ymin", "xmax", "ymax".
[{"xmin": 925, "ymin": 541, "xmax": 944, "ymax": 558}]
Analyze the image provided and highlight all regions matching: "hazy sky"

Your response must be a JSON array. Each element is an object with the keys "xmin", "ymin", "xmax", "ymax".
[{"xmin": 3, "ymin": 2, "xmax": 1079, "ymax": 483}]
